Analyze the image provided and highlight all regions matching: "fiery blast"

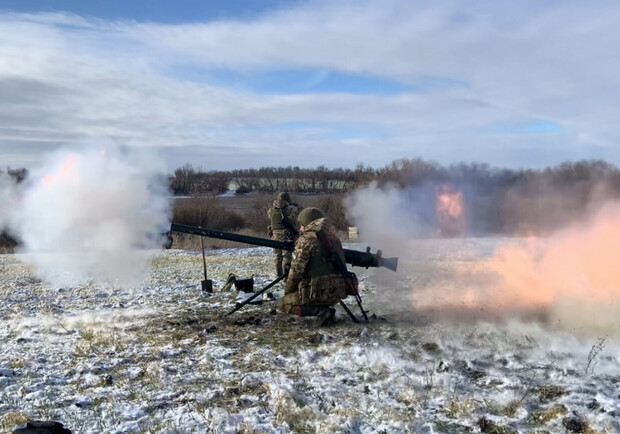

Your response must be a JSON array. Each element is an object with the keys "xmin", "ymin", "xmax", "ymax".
[
  {"xmin": 7, "ymin": 147, "xmax": 170, "ymax": 287},
  {"xmin": 488, "ymin": 203, "xmax": 620, "ymax": 333},
  {"xmin": 345, "ymin": 181, "xmax": 450, "ymax": 318},
  {"xmin": 347, "ymin": 181, "xmax": 620, "ymax": 334},
  {"xmin": 435, "ymin": 184, "xmax": 464, "ymax": 237}
]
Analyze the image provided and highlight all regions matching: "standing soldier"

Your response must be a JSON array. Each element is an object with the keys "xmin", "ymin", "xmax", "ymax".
[
  {"xmin": 279, "ymin": 207, "xmax": 348, "ymax": 325},
  {"xmin": 267, "ymin": 192, "xmax": 299, "ymax": 277}
]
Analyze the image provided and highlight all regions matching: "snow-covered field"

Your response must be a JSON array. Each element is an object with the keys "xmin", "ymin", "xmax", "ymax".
[{"xmin": 1, "ymin": 239, "xmax": 619, "ymax": 433}]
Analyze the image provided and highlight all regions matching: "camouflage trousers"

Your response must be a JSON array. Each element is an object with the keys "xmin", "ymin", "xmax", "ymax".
[
  {"xmin": 278, "ymin": 274, "xmax": 347, "ymax": 314},
  {"xmin": 272, "ymin": 229, "xmax": 294, "ymax": 276}
]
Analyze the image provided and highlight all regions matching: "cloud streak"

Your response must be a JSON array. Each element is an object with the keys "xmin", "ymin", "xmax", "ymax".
[{"xmin": 1, "ymin": 1, "xmax": 620, "ymax": 170}]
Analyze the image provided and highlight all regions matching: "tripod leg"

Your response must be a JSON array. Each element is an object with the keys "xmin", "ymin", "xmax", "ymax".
[
  {"xmin": 338, "ymin": 300, "xmax": 360, "ymax": 323},
  {"xmin": 225, "ymin": 274, "xmax": 285, "ymax": 317},
  {"xmin": 354, "ymin": 295, "xmax": 369, "ymax": 322}
]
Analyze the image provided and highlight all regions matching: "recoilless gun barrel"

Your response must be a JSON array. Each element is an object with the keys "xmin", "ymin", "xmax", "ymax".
[{"xmin": 170, "ymin": 223, "xmax": 398, "ymax": 272}]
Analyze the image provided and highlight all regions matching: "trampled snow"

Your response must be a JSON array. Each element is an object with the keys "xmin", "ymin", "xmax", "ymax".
[{"xmin": 1, "ymin": 239, "xmax": 618, "ymax": 433}]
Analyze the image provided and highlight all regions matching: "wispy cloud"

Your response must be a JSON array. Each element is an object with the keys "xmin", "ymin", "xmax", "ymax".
[{"xmin": 1, "ymin": 1, "xmax": 619, "ymax": 170}]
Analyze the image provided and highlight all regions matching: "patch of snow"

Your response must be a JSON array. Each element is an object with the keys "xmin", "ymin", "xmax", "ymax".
[{"xmin": 1, "ymin": 241, "xmax": 619, "ymax": 433}]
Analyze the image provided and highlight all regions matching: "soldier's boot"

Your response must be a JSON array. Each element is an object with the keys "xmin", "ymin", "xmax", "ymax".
[
  {"xmin": 298, "ymin": 306, "xmax": 322, "ymax": 316},
  {"xmin": 316, "ymin": 307, "xmax": 336, "ymax": 326},
  {"xmin": 298, "ymin": 305, "xmax": 336, "ymax": 326}
]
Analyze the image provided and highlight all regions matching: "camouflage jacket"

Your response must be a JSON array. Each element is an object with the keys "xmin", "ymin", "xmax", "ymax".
[
  {"xmin": 267, "ymin": 198, "xmax": 299, "ymax": 233},
  {"xmin": 282, "ymin": 218, "xmax": 347, "ymax": 307}
]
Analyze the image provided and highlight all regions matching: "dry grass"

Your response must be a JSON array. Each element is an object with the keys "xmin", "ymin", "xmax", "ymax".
[
  {"xmin": 478, "ymin": 416, "xmax": 517, "ymax": 434},
  {"xmin": 442, "ymin": 396, "xmax": 478, "ymax": 418},
  {"xmin": 170, "ymin": 193, "xmax": 350, "ymax": 239},
  {"xmin": 1, "ymin": 411, "xmax": 31, "ymax": 432},
  {"xmin": 2, "ymin": 246, "xmax": 618, "ymax": 433},
  {"xmin": 536, "ymin": 384, "xmax": 566, "ymax": 402},
  {"xmin": 528, "ymin": 404, "xmax": 567, "ymax": 425},
  {"xmin": 274, "ymin": 391, "xmax": 317, "ymax": 433},
  {"xmin": 172, "ymin": 196, "xmax": 245, "ymax": 231}
]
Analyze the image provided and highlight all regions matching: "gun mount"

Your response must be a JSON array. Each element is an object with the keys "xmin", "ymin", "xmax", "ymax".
[{"xmin": 170, "ymin": 223, "xmax": 398, "ymax": 272}]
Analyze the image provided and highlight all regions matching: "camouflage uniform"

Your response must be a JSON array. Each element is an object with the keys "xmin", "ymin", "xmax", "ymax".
[
  {"xmin": 279, "ymin": 216, "xmax": 347, "ymax": 316},
  {"xmin": 267, "ymin": 192, "xmax": 299, "ymax": 277}
]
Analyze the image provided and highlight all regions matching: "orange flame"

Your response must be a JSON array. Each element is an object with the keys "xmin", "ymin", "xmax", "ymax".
[
  {"xmin": 410, "ymin": 203, "xmax": 620, "ymax": 333},
  {"xmin": 491, "ymin": 205, "xmax": 620, "ymax": 309},
  {"xmin": 40, "ymin": 156, "xmax": 76, "ymax": 186},
  {"xmin": 436, "ymin": 185, "xmax": 464, "ymax": 236}
]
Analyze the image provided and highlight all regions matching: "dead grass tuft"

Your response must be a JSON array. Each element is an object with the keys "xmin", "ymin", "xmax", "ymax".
[
  {"xmin": 443, "ymin": 396, "xmax": 478, "ymax": 418},
  {"xmin": 477, "ymin": 416, "xmax": 517, "ymax": 434},
  {"xmin": 562, "ymin": 414, "xmax": 597, "ymax": 434},
  {"xmin": 535, "ymin": 384, "xmax": 566, "ymax": 402},
  {"xmin": 528, "ymin": 404, "xmax": 567, "ymax": 425},
  {"xmin": 585, "ymin": 336, "xmax": 608, "ymax": 375},
  {"xmin": 1, "ymin": 411, "xmax": 31, "ymax": 432},
  {"xmin": 274, "ymin": 392, "xmax": 317, "ymax": 433}
]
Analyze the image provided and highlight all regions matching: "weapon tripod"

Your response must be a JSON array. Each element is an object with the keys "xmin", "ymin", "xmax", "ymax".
[{"xmin": 225, "ymin": 275, "xmax": 368, "ymax": 323}]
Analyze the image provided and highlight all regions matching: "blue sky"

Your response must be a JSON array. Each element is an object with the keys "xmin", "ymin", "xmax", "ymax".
[
  {"xmin": 1, "ymin": 0, "xmax": 619, "ymax": 171},
  {"xmin": 0, "ymin": 0, "xmax": 290, "ymax": 23}
]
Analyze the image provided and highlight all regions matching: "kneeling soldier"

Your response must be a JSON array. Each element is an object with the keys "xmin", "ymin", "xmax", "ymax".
[{"xmin": 279, "ymin": 207, "xmax": 347, "ymax": 325}]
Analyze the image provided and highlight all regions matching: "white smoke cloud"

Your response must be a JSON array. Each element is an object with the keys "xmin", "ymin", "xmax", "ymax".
[
  {"xmin": 348, "ymin": 179, "xmax": 620, "ymax": 336},
  {"xmin": 345, "ymin": 181, "xmax": 436, "ymax": 256},
  {"xmin": 9, "ymin": 147, "xmax": 170, "ymax": 287}
]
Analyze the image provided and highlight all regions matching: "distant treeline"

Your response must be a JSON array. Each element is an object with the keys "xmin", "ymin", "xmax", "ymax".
[
  {"xmin": 169, "ymin": 159, "xmax": 620, "ymax": 235},
  {"xmin": 168, "ymin": 159, "xmax": 620, "ymax": 197},
  {"xmin": 169, "ymin": 163, "xmax": 379, "ymax": 195},
  {"xmin": 0, "ymin": 167, "xmax": 27, "ymax": 183},
  {"xmin": 4, "ymin": 159, "xmax": 620, "ymax": 240}
]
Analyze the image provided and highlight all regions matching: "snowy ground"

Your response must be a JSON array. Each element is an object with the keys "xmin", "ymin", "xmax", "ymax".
[{"xmin": 1, "ymin": 239, "xmax": 619, "ymax": 433}]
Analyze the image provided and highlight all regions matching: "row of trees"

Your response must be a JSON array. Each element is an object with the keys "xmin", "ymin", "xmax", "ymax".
[
  {"xmin": 168, "ymin": 158, "xmax": 620, "ymax": 196},
  {"xmin": 4, "ymin": 159, "xmax": 620, "ymax": 239},
  {"xmin": 9, "ymin": 159, "xmax": 618, "ymax": 198},
  {"xmin": 0, "ymin": 168, "xmax": 27, "ymax": 183},
  {"xmin": 169, "ymin": 163, "xmax": 377, "ymax": 195},
  {"xmin": 169, "ymin": 158, "xmax": 620, "ymax": 236}
]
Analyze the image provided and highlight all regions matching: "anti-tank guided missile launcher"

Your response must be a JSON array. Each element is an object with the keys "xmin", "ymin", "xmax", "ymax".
[{"xmin": 170, "ymin": 223, "xmax": 398, "ymax": 272}]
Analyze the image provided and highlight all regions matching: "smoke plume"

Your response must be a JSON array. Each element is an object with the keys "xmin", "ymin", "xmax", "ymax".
[
  {"xmin": 8, "ymin": 147, "xmax": 170, "ymax": 287},
  {"xmin": 489, "ymin": 203, "xmax": 620, "ymax": 334},
  {"xmin": 346, "ymin": 179, "xmax": 620, "ymax": 335},
  {"xmin": 345, "ymin": 181, "xmax": 436, "ymax": 256},
  {"xmin": 345, "ymin": 181, "xmax": 444, "ymax": 320}
]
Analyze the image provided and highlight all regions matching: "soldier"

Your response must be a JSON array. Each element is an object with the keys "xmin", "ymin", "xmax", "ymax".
[
  {"xmin": 267, "ymin": 192, "xmax": 299, "ymax": 277},
  {"xmin": 278, "ymin": 207, "xmax": 348, "ymax": 325}
]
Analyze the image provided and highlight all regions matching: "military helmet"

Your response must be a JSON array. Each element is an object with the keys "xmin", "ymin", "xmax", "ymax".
[
  {"xmin": 277, "ymin": 192, "xmax": 291, "ymax": 203},
  {"xmin": 298, "ymin": 207, "xmax": 326, "ymax": 226}
]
